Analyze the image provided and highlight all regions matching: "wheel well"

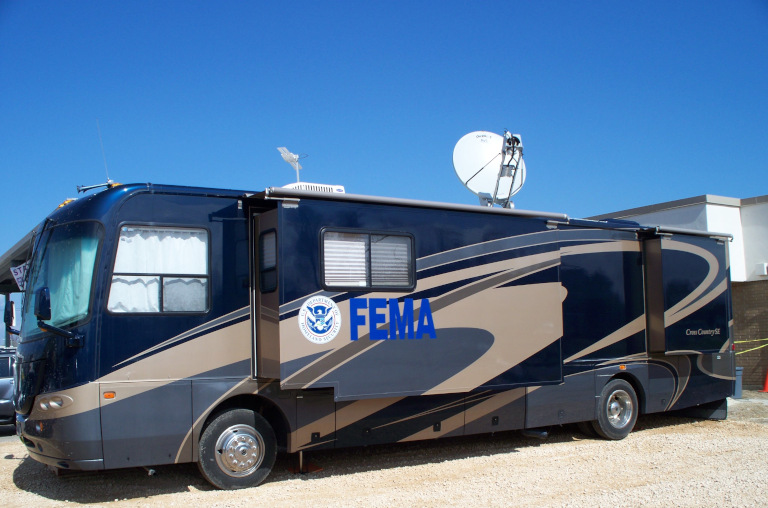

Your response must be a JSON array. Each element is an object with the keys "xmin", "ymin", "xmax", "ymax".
[
  {"xmin": 610, "ymin": 372, "xmax": 646, "ymax": 414},
  {"xmin": 202, "ymin": 395, "xmax": 290, "ymax": 452}
]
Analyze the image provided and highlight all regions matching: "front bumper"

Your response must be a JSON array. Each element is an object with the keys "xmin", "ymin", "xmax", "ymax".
[
  {"xmin": 17, "ymin": 413, "xmax": 103, "ymax": 470},
  {"xmin": 16, "ymin": 396, "xmax": 105, "ymax": 471}
]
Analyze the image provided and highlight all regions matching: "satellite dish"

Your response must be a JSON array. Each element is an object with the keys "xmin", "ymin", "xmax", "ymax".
[
  {"xmin": 452, "ymin": 131, "xmax": 526, "ymax": 208},
  {"xmin": 277, "ymin": 147, "xmax": 306, "ymax": 183}
]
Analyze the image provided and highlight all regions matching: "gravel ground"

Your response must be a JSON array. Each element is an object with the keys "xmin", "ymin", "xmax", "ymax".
[{"xmin": 2, "ymin": 391, "xmax": 768, "ymax": 507}]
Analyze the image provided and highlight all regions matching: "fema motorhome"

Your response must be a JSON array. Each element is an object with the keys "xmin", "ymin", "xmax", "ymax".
[{"xmin": 1, "ymin": 183, "xmax": 734, "ymax": 489}]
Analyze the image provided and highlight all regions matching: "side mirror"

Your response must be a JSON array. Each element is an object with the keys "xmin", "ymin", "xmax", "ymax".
[
  {"xmin": 34, "ymin": 287, "xmax": 52, "ymax": 321},
  {"xmin": 33, "ymin": 287, "xmax": 83, "ymax": 348},
  {"xmin": 3, "ymin": 301, "xmax": 13, "ymax": 327},
  {"xmin": 4, "ymin": 299, "xmax": 19, "ymax": 336}
]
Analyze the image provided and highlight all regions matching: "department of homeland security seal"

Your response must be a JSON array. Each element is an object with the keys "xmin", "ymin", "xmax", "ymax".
[{"xmin": 298, "ymin": 295, "xmax": 342, "ymax": 344}]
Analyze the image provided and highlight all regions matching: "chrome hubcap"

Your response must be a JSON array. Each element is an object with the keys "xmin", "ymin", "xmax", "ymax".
[
  {"xmin": 606, "ymin": 389, "xmax": 633, "ymax": 429},
  {"xmin": 215, "ymin": 424, "xmax": 265, "ymax": 477}
]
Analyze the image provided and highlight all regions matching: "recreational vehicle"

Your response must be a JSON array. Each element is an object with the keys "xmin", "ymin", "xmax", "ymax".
[{"xmin": 0, "ymin": 183, "xmax": 734, "ymax": 489}]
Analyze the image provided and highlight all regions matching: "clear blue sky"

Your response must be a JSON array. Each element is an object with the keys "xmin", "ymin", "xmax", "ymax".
[{"xmin": 1, "ymin": 0, "xmax": 767, "ymax": 259}]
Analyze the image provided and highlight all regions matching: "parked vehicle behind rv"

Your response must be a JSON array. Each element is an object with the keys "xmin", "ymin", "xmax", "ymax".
[{"xmin": 0, "ymin": 347, "xmax": 15, "ymax": 425}]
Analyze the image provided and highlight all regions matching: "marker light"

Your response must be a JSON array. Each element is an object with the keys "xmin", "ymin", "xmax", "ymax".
[
  {"xmin": 57, "ymin": 198, "xmax": 77, "ymax": 209},
  {"xmin": 103, "ymin": 392, "xmax": 116, "ymax": 399}
]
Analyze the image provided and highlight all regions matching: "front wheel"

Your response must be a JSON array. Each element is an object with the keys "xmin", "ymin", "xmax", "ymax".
[
  {"xmin": 198, "ymin": 408, "xmax": 276, "ymax": 489},
  {"xmin": 591, "ymin": 379, "xmax": 638, "ymax": 440}
]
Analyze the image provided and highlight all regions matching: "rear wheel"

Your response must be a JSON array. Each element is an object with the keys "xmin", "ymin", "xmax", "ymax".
[
  {"xmin": 198, "ymin": 408, "xmax": 276, "ymax": 489},
  {"xmin": 592, "ymin": 379, "xmax": 638, "ymax": 440}
]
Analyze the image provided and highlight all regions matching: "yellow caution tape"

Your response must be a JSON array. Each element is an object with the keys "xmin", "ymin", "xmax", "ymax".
[{"xmin": 735, "ymin": 343, "xmax": 768, "ymax": 355}]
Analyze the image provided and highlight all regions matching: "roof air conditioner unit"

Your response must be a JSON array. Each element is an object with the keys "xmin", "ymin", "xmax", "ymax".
[{"xmin": 282, "ymin": 182, "xmax": 345, "ymax": 194}]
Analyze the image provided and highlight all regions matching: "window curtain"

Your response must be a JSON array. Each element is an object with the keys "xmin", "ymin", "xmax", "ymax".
[
  {"xmin": 113, "ymin": 227, "xmax": 207, "ymax": 274},
  {"xmin": 48, "ymin": 236, "xmax": 100, "ymax": 327},
  {"xmin": 324, "ymin": 232, "xmax": 367, "ymax": 287}
]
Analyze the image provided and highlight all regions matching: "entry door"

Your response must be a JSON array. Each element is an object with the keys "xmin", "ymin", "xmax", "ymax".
[{"xmin": 252, "ymin": 210, "xmax": 280, "ymax": 378}]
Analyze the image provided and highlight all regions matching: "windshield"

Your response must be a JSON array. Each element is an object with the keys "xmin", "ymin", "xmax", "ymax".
[{"xmin": 21, "ymin": 221, "xmax": 103, "ymax": 340}]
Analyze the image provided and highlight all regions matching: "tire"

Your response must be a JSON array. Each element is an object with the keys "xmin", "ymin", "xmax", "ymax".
[
  {"xmin": 576, "ymin": 420, "xmax": 598, "ymax": 438},
  {"xmin": 198, "ymin": 408, "xmax": 277, "ymax": 490},
  {"xmin": 591, "ymin": 379, "xmax": 638, "ymax": 440}
]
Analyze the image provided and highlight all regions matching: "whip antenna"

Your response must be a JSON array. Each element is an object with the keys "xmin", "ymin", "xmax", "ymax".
[
  {"xmin": 97, "ymin": 119, "xmax": 111, "ymax": 183},
  {"xmin": 77, "ymin": 120, "xmax": 116, "ymax": 193}
]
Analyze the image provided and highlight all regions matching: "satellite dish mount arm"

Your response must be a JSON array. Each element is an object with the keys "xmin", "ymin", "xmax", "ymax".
[{"xmin": 490, "ymin": 131, "xmax": 523, "ymax": 208}]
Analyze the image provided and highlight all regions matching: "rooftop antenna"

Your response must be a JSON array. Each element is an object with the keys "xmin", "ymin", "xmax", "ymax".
[
  {"xmin": 277, "ymin": 147, "xmax": 307, "ymax": 183},
  {"xmin": 452, "ymin": 130, "xmax": 526, "ymax": 208},
  {"xmin": 97, "ymin": 119, "xmax": 111, "ymax": 183},
  {"xmin": 78, "ymin": 119, "xmax": 116, "ymax": 193}
]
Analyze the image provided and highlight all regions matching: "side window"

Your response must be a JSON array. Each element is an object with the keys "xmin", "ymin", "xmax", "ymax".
[
  {"xmin": 322, "ymin": 230, "xmax": 414, "ymax": 290},
  {"xmin": 259, "ymin": 230, "xmax": 277, "ymax": 293},
  {"xmin": 107, "ymin": 226, "xmax": 209, "ymax": 313}
]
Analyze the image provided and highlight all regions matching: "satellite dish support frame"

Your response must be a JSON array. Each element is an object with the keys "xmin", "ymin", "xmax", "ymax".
[{"xmin": 487, "ymin": 131, "xmax": 523, "ymax": 208}]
